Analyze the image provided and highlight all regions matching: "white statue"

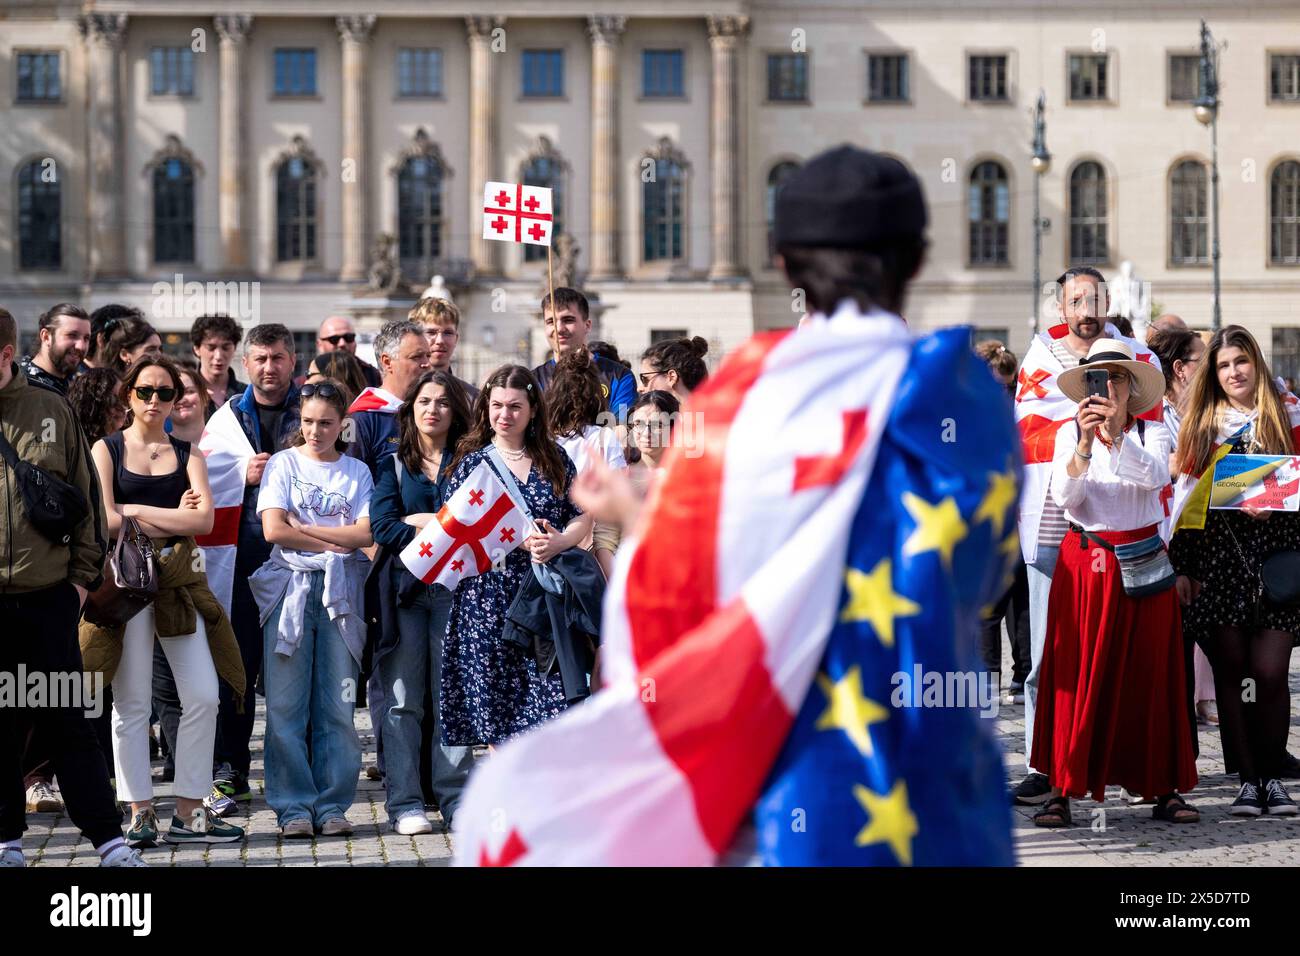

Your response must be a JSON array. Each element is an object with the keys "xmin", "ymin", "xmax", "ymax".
[
  {"xmin": 421, "ymin": 275, "xmax": 452, "ymax": 304},
  {"xmin": 1107, "ymin": 260, "xmax": 1150, "ymax": 339}
]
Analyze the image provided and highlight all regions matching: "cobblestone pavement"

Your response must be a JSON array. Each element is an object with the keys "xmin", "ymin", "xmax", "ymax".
[{"xmin": 19, "ymin": 660, "xmax": 1300, "ymax": 866}]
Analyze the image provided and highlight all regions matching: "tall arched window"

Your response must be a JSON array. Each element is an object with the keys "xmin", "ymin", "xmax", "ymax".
[
  {"xmin": 968, "ymin": 161, "xmax": 1009, "ymax": 265},
  {"xmin": 1270, "ymin": 160, "xmax": 1300, "ymax": 265},
  {"xmin": 17, "ymin": 160, "xmax": 61, "ymax": 269},
  {"xmin": 1068, "ymin": 162, "xmax": 1108, "ymax": 266},
  {"xmin": 153, "ymin": 156, "xmax": 196, "ymax": 263},
  {"xmin": 397, "ymin": 156, "xmax": 444, "ymax": 272},
  {"xmin": 642, "ymin": 137, "xmax": 688, "ymax": 263},
  {"xmin": 521, "ymin": 147, "xmax": 565, "ymax": 263},
  {"xmin": 1170, "ymin": 160, "xmax": 1208, "ymax": 265},
  {"xmin": 766, "ymin": 161, "xmax": 800, "ymax": 264},
  {"xmin": 275, "ymin": 137, "xmax": 319, "ymax": 262}
]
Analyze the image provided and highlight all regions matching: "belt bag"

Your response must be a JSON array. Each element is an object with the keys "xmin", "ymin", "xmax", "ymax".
[
  {"xmin": 1076, "ymin": 526, "xmax": 1177, "ymax": 598},
  {"xmin": 0, "ymin": 427, "xmax": 90, "ymax": 545}
]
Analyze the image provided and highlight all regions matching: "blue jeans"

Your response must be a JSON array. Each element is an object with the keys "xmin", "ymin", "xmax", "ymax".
[
  {"xmin": 1023, "ymin": 543, "xmax": 1060, "ymax": 773},
  {"xmin": 262, "ymin": 571, "xmax": 361, "ymax": 827},
  {"xmin": 378, "ymin": 585, "xmax": 474, "ymax": 825}
]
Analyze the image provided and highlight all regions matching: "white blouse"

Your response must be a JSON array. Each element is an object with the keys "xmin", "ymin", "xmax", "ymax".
[
  {"xmin": 1050, "ymin": 417, "xmax": 1172, "ymax": 533},
  {"xmin": 557, "ymin": 424, "xmax": 627, "ymax": 477}
]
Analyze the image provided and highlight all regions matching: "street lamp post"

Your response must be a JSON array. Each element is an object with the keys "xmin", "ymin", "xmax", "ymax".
[
  {"xmin": 1195, "ymin": 19, "xmax": 1222, "ymax": 332},
  {"xmin": 1030, "ymin": 90, "xmax": 1051, "ymax": 334}
]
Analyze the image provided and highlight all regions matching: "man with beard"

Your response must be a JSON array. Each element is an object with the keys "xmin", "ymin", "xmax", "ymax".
[
  {"xmin": 1011, "ymin": 267, "xmax": 1159, "ymax": 806},
  {"xmin": 20, "ymin": 303, "xmax": 91, "ymax": 397}
]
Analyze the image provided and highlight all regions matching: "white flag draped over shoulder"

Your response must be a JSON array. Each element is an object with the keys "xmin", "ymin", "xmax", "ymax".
[
  {"xmin": 196, "ymin": 402, "xmax": 254, "ymax": 613},
  {"xmin": 399, "ymin": 459, "xmax": 532, "ymax": 591},
  {"xmin": 482, "ymin": 182, "xmax": 553, "ymax": 247}
]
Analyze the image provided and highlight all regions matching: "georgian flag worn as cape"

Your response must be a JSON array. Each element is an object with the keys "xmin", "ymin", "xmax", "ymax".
[
  {"xmin": 196, "ymin": 401, "xmax": 254, "ymax": 612},
  {"xmin": 1014, "ymin": 322, "xmax": 1159, "ymax": 563},
  {"xmin": 348, "ymin": 386, "xmax": 403, "ymax": 415},
  {"xmin": 399, "ymin": 460, "xmax": 532, "ymax": 591},
  {"xmin": 452, "ymin": 304, "xmax": 1019, "ymax": 866}
]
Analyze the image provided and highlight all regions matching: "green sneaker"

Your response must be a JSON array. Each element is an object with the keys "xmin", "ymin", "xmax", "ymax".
[
  {"xmin": 212, "ymin": 764, "xmax": 252, "ymax": 802},
  {"xmin": 163, "ymin": 808, "xmax": 245, "ymax": 845},
  {"xmin": 126, "ymin": 807, "xmax": 160, "ymax": 849}
]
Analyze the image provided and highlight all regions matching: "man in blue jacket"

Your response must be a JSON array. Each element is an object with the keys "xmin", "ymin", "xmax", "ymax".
[
  {"xmin": 212, "ymin": 324, "xmax": 301, "ymax": 807},
  {"xmin": 532, "ymin": 288, "xmax": 636, "ymax": 424}
]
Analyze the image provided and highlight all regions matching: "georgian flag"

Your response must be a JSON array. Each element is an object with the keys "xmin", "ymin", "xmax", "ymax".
[
  {"xmin": 399, "ymin": 460, "xmax": 533, "ymax": 591},
  {"xmin": 482, "ymin": 182, "xmax": 553, "ymax": 246},
  {"xmin": 196, "ymin": 402, "xmax": 254, "ymax": 613},
  {"xmin": 348, "ymin": 386, "xmax": 403, "ymax": 415}
]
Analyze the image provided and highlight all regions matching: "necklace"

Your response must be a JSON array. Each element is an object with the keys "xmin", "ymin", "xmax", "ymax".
[
  {"xmin": 144, "ymin": 439, "xmax": 168, "ymax": 460},
  {"xmin": 493, "ymin": 440, "xmax": 528, "ymax": 461}
]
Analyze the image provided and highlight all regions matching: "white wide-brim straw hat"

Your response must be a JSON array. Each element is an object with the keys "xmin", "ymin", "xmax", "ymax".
[{"xmin": 1057, "ymin": 338, "xmax": 1166, "ymax": 416}]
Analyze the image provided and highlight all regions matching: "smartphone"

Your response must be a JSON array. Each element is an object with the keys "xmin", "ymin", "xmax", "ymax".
[{"xmin": 1084, "ymin": 368, "xmax": 1110, "ymax": 400}]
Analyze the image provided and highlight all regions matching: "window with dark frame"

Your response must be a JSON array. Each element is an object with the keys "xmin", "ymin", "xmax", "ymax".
[
  {"xmin": 16, "ymin": 52, "xmax": 60, "ymax": 102},
  {"xmin": 766, "ymin": 161, "xmax": 801, "ymax": 263},
  {"xmin": 1168, "ymin": 54, "xmax": 1203, "ymax": 102},
  {"xmin": 1273, "ymin": 327, "xmax": 1300, "ymax": 386},
  {"xmin": 1068, "ymin": 53, "xmax": 1108, "ymax": 101},
  {"xmin": 275, "ymin": 156, "xmax": 317, "ymax": 262},
  {"xmin": 273, "ymin": 48, "xmax": 317, "ymax": 97},
  {"xmin": 968, "ymin": 54, "xmax": 1009, "ymax": 102},
  {"xmin": 397, "ymin": 155, "xmax": 444, "ymax": 274},
  {"xmin": 767, "ymin": 53, "xmax": 809, "ymax": 102},
  {"xmin": 521, "ymin": 156, "xmax": 564, "ymax": 263},
  {"xmin": 866, "ymin": 53, "xmax": 909, "ymax": 102},
  {"xmin": 1068, "ymin": 162, "xmax": 1108, "ymax": 265},
  {"xmin": 1271, "ymin": 54, "xmax": 1300, "ymax": 102},
  {"xmin": 968, "ymin": 161, "xmax": 1009, "ymax": 265},
  {"xmin": 1170, "ymin": 160, "xmax": 1209, "ymax": 265},
  {"xmin": 17, "ymin": 160, "xmax": 61, "ymax": 269},
  {"xmin": 642, "ymin": 50, "xmax": 684, "ymax": 98},
  {"xmin": 150, "ymin": 47, "xmax": 195, "ymax": 96},
  {"xmin": 397, "ymin": 48, "xmax": 443, "ymax": 97},
  {"xmin": 153, "ymin": 157, "xmax": 195, "ymax": 263},
  {"xmin": 650, "ymin": 329, "xmax": 688, "ymax": 345},
  {"xmin": 643, "ymin": 159, "xmax": 685, "ymax": 262},
  {"xmin": 1270, "ymin": 160, "xmax": 1300, "ymax": 264},
  {"xmin": 522, "ymin": 50, "xmax": 564, "ymax": 98}
]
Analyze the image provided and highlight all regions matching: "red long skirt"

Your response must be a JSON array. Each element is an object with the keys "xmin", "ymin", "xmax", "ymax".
[{"xmin": 1030, "ymin": 526, "xmax": 1197, "ymax": 801}]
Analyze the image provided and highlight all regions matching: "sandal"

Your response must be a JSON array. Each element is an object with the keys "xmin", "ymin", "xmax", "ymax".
[
  {"xmin": 1152, "ymin": 792, "xmax": 1199, "ymax": 824},
  {"xmin": 1033, "ymin": 795, "xmax": 1071, "ymax": 828}
]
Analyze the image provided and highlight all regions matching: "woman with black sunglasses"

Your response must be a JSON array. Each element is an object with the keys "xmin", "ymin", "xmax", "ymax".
[{"xmin": 86, "ymin": 355, "xmax": 245, "ymax": 850}]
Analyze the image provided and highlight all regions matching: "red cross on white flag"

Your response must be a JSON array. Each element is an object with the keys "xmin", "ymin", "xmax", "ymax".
[
  {"xmin": 399, "ymin": 460, "xmax": 533, "ymax": 592},
  {"xmin": 483, "ymin": 181, "xmax": 554, "ymax": 247}
]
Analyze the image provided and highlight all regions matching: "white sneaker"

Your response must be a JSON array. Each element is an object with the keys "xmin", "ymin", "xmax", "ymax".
[
  {"xmin": 100, "ymin": 845, "xmax": 149, "ymax": 867},
  {"xmin": 25, "ymin": 781, "xmax": 62, "ymax": 813},
  {"xmin": 0, "ymin": 847, "xmax": 25, "ymax": 867},
  {"xmin": 394, "ymin": 811, "xmax": 433, "ymax": 835}
]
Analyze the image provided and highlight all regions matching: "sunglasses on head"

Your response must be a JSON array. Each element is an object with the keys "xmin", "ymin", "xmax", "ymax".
[
  {"xmin": 133, "ymin": 385, "xmax": 176, "ymax": 403},
  {"xmin": 300, "ymin": 382, "xmax": 342, "ymax": 400},
  {"xmin": 321, "ymin": 333, "xmax": 356, "ymax": 346}
]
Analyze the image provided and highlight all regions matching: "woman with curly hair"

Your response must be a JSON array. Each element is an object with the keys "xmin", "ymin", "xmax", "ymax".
[{"xmin": 67, "ymin": 367, "xmax": 127, "ymax": 447}]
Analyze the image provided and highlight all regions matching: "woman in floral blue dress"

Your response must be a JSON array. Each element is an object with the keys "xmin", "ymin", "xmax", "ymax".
[{"xmin": 441, "ymin": 365, "xmax": 592, "ymax": 745}]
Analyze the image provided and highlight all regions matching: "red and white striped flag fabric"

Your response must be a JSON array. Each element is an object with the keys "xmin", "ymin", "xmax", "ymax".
[
  {"xmin": 196, "ymin": 401, "xmax": 254, "ymax": 612},
  {"xmin": 452, "ymin": 308, "xmax": 913, "ymax": 866},
  {"xmin": 1014, "ymin": 323, "xmax": 1158, "ymax": 562},
  {"xmin": 482, "ymin": 181, "xmax": 553, "ymax": 247},
  {"xmin": 399, "ymin": 459, "xmax": 532, "ymax": 591},
  {"xmin": 348, "ymin": 386, "xmax": 403, "ymax": 415}
]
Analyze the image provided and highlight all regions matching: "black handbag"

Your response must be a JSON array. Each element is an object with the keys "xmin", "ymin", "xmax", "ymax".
[
  {"xmin": 83, "ymin": 516, "xmax": 158, "ymax": 627},
  {"xmin": 0, "ymin": 424, "xmax": 90, "ymax": 545},
  {"xmin": 1261, "ymin": 551, "xmax": 1300, "ymax": 607}
]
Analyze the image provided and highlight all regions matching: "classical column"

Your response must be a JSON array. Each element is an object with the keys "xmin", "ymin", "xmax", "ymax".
[
  {"xmin": 466, "ymin": 16, "xmax": 504, "ymax": 277},
  {"xmin": 707, "ymin": 15, "xmax": 749, "ymax": 280},
  {"xmin": 79, "ymin": 13, "xmax": 128, "ymax": 279},
  {"xmin": 587, "ymin": 15, "xmax": 626, "ymax": 281},
  {"xmin": 215, "ymin": 15, "xmax": 253, "ymax": 273},
  {"xmin": 338, "ymin": 16, "xmax": 377, "ymax": 283}
]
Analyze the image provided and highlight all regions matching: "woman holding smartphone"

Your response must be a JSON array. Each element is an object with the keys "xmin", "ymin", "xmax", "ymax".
[
  {"xmin": 251, "ymin": 380, "xmax": 374, "ymax": 839},
  {"xmin": 440, "ymin": 365, "xmax": 592, "ymax": 746},
  {"xmin": 1030, "ymin": 339, "xmax": 1198, "ymax": 828}
]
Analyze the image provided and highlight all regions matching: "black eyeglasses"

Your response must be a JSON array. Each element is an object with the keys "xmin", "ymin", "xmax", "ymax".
[
  {"xmin": 300, "ymin": 382, "xmax": 342, "ymax": 400},
  {"xmin": 321, "ymin": 333, "xmax": 356, "ymax": 346},
  {"xmin": 133, "ymin": 386, "xmax": 176, "ymax": 403},
  {"xmin": 639, "ymin": 371, "xmax": 664, "ymax": 387}
]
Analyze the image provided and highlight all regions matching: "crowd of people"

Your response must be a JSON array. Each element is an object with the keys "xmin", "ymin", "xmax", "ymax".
[{"xmin": 0, "ymin": 288, "xmax": 706, "ymax": 864}]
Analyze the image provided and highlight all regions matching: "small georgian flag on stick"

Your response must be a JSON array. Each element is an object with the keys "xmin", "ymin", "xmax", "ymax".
[
  {"xmin": 482, "ymin": 182, "xmax": 553, "ymax": 246},
  {"xmin": 400, "ymin": 460, "xmax": 533, "ymax": 591}
]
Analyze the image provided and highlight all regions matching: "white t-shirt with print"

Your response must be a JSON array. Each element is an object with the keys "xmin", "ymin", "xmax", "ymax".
[
  {"xmin": 257, "ymin": 446, "xmax": 374, "ymax": 528},
  {"xmin": 557, "ymin": 425, "xmax": 627, "ymax": 477}
]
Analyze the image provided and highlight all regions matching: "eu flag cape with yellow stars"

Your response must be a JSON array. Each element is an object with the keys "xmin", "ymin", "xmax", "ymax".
[{"xmin": 754, "ymin": 327, "xmax": 1020, "ymax": 866}]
